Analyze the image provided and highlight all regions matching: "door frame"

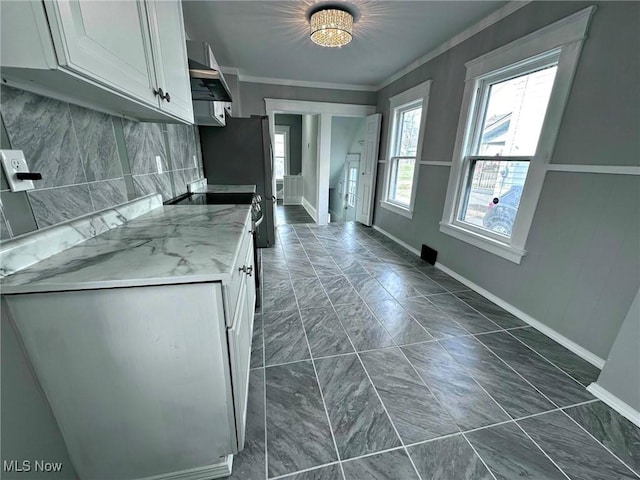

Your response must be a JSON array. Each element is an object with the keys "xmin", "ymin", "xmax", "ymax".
[{"xmin": 265, "ymin": 99, "xmax": 376, "ymax": 225}]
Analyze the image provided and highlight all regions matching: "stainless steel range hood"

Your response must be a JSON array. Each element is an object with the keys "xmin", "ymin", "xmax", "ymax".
[{"xmin": 187, "ymin": 41, "xmax": 232, "ymax": 102}]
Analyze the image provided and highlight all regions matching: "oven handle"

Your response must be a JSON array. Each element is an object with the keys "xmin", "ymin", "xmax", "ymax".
[{"xmin": 253, "ymin": 215, "xmax": 264, "ymax": 228}]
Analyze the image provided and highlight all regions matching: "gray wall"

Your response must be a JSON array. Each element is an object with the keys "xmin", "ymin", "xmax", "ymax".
[
  {"xmin": 596, "ymin": 289, "xmax": 640, "ymax": 411},
  {"xmin": 275, "ymin": 114, "xmax": 302, "ymax": 175},
  {"xmin": 302, "ymin": 114, "xmax": 319, "ymax": 212},
  {"xmin": 372, "ymin": 1, "xmax": 640, "ymax": 359},
  {"xmin": 0, "ymin": 85, "xmax": 203, "ymax": 239},
  {"xmin": 238, "ymin": 81, "xmax": 377, "ymax": 117},
  {"xmin": 2, "ymin": 298, "xmax": 77, "ymax": 479}
]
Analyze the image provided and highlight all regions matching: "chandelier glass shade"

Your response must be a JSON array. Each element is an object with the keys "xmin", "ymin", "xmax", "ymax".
[{"xmin": 309, "ymin": 8, "xmax": 353, "ymax": 47}]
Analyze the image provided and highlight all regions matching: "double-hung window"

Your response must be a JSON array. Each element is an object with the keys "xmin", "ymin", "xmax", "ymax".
[
  {"xmin": 381, "ymin": 80, "xmax": 431, "ymax": 218},
  {"xmin": 274, "ymin": 125, "xmax": 290, "ymax": 181},
  {"xmin": 440, "ymin": 7, "xmax": 594, "ymax": 263}
]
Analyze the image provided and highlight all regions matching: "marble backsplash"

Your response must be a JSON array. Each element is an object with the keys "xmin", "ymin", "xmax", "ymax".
[{"xmin": 0, "ymin": 85, "xmax": 203, "ymax": 238}]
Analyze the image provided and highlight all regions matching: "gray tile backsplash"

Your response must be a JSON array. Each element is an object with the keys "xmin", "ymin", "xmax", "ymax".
[{"xmin": 0, "ymin": 85, "xmax": 203, "ymax": 238}]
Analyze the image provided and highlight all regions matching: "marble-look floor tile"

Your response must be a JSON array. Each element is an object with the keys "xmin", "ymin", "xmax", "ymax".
[
  {"xmin": 89, "ymin": 178, "xmax": 128, "ymax": 211},
  {"xmin": 421, "ymin": 268, "xmax": 470, "ymax": 293},
  {"xmin": 266, "ymin": 361, "xmax": 338, "ymax": 477},
  {"xmin": 263, "ymin": 311, "xmax": 310, "ymax": 366},
  {"xmin": 476, "ymin": 332, "xmax": 593, "ymax": 406},
  {"xmin": 262, "ymin": 279, "xmax": 298, "ymax": 313},
  {"xmin": 319, "ymin": 275, "xmax": 361, "ymax": 306},
  {"xmin": 342, "ymin": 449, "xmax": 419, "ymax": 480},
  {"xmin": 299, "ymin": 307, "xmax": 354, "ymax": 358},
  {"xmin": 440, "ymin": 336, "xmax": 556, "ymax": 418},
  {"xmin": 333, "ymin": 302, "xmax": 395, "ymax": 351},
  {"xmin": 1, "ymin": 86, "xmax": 86, "ymax": 188},
  {"xmin": 310, "ymin": 259, "xmax": 343, "ymax": 278},
  {"xmin": 375, "ymin": 271, "xmax": 423, "ymax": 300},
  {"xmin": 510, "ymin": 327, "xmax": 601, "ymax": 386},
  {"xmin": 293, "ymin": 277, "xmax": 332, "ymax": 309},
  {"xmin": 395, "ymin": 268, "xmax": 447, "ymax": 296},
  {"xmin": 466, "ymin": 422, "xmax": 567, "ymax": 480},
  {"xmin": 281, "ymin": 464, "xmax": 343, "ymax": 479},
  {"xmin": 346, "ymin": 274, "xmax": 395, "ymax": 304},
  {"xmin": 427, "ymin": 294, "xmax": 501, "ymax": 334},
  {"xmin": 262, "ymin": 260, "xmax": 291, "ymax": 282},
  {"xmin": 228, "ymin": 369, "xmax": 265, "ymax": 480},
  {"xmin": 407, "ymin": 435, "xmax": 493, "ymax": 480},
  {"xmin": 519, "ymin": 410, "xmax": 637, "ymax": 479},
  {"xmin": 454, "ymin": 290, "xmax": 525, "ymax": 329},
  {"xmin": 287, "ymin": 258, "xmax": 318, "ymax": 279},
  {"xmin": 402, "ymin": 342, "xmax": 509, "ymax": 430},
  {"xmin": 315, "ymin": 355, "xmax": 400, "ymax": 459},
  {"xmin": 360, "ymin": 348, "xmax": 459, "ymax": 444},
  {"xmin": 250, "ymin": 314, "xmax": 263, "ymax": 369},
  {"xmin": 331, "ymin": 255, "xmax": 368, "ymax": 276},
  {"xmin": 401, "ymin": 297, "xmax": 470, "ymax": 339},
  {"xmin": 123, "ymin": 120, "xmax": 168, "ymax": 174},
  {"xmin": 69, "ymin": 104, "xmax": 121, "ymax": 181},
  {"xmin": 366, "ymin": 298, "xmax": 433, "ymax": 346},
  {"xmin": 28, "ymin": 184, "xmax": 94, "ymax": 228},
  {"xmin": 565, "ymin": 401, "xmax": 640, "ymax": 474}
]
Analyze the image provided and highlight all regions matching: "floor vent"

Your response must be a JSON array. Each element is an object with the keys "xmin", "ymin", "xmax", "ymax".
[{"xmin": 421, "ymin": 244, "xmax": 438, "ymax": 265}]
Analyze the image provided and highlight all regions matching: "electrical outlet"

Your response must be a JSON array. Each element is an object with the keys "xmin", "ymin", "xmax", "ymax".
[
  {"xmin": 0, "ymin": 150, "xmax": 35, "ymax": 192},
  {"xmin": 155, "ymin": 156, "xmax": 163, "ymax": 174}
]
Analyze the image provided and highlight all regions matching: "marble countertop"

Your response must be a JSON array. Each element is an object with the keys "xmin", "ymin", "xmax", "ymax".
[
  {"xmin": 1, "ymin": 204, "xmax": 251, "ymax": 294},
  {"xmin": 193, "ymin": 184, "xmax": 257, "ymax": 194}
]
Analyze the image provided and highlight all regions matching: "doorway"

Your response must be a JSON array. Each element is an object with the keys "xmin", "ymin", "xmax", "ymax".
[{"xmin": 265, "ymin": 99, "xmax": 378, "ymax": 227}]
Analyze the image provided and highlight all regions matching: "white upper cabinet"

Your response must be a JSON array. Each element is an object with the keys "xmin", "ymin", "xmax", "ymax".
[
  {"xmin": 0, "ymin": 0, "xmax": 194, "ymax": 124},
  {"xmin": 145, "ymin": 0, "xmax": 194, "ymax": 122}
]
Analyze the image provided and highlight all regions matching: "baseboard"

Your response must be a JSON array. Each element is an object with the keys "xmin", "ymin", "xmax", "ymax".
[
  {"xmin": 371, "ymin": 225, "xmax": 421, "ymax": 256},
  {"xmin": 302, "ymin": 197, "xmax": 318, "ymax": 222},
  {"xmin": 138, "ymin": 456, "xmax": 233, "ymax": 480},
  {"xmin": 587, "ymin": 383, "xmax": 640, "ymax": 428},
  {"xmin": 435, "ymin": 262, "xmax": 605, "ymax": 369},
  {"xmin": 283, "ymin": 196, "xmax": 302, "ymax": 205}
]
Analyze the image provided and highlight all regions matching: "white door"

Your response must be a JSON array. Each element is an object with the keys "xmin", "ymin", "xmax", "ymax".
[
  {"xmin": 146, "ymin": 0, "xmax": 194, "ymax": 123},
  {"xmin": 356, "ymin": 113, "xmax": 382, "ymax": 226},
  {"xmin": 45, "ymin": 0, "xmax": 158, "ymax": 107},
  {"xmin": 344, "ymin": 159, "xmax": 360, "ymax": 222}
]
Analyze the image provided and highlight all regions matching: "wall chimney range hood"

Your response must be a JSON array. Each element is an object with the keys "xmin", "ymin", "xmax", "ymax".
[{"xmin": 187, "ymin": 41, "xmax": 232, "ymax": 102}]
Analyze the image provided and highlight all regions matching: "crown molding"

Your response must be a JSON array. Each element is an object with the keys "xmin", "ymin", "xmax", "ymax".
[{"xmin": 376, "ymin": 1, "xmax": 532, "ymax": 90}]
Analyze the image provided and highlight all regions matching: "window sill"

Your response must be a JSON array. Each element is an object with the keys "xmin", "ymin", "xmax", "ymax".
[
  {"xmin": 439, "ymin": 222, "xmax": 526, "ymax": 264},
  {"xmin": 380, "ymin": 200, "xmax": 414, "ymax": 219}
]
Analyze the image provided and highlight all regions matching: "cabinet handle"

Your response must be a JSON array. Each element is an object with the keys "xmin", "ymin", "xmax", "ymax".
[
  {"xmin": 238, "ymin": 265, "xmax": 253, "ymax": 276},
  {"xmin": 246, "ymin": 266, "xmax": 253, "ymax": 277},
  {"xmin": 164, "ymin": 91, "xmax": 171, "ymax": 103},
  {"xmin": 153, "ymin": 87, "xmax": 165, "ymax": 99}
]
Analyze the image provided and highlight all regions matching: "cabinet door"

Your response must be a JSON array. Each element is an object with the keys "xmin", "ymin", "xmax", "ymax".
[
  {"xmin": 213, "ymin": 102, "xmax": 226, "ymax": 126},
  {"xmin": 146, "ymin": 0, "xmax": 194, "ymax": 123},
  {"xmin": 44, "ymin": 0, "xmax": 159, "ymax": 107}
]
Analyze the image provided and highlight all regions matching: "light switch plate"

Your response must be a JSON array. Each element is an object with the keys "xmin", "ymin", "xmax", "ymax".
[{"xmin": 0, "ymin": 150, "xmax": 35, "ymax": 192}]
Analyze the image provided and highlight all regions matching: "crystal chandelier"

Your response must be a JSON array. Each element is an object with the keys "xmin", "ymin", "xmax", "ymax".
[{"xmin": 309, "ymin": 8, "xmax": 353, "ymax": 48}]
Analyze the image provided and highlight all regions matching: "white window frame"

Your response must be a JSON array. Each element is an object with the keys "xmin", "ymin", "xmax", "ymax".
[
  {"xmin": 440, "ymin": 6, "xmax": 595, "ymax": 264},
  {"xmin": 274, "ymin": 125, "xmax": 290, "ymax": 180},
  {"xmin": 381, "ymin": 80, "xmax": 432, "ymax": 219}
]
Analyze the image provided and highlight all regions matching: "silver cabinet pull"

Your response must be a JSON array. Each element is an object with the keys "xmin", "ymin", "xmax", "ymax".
[{"xmin": 239, "ymin": 265, "xmax": 253, "ymax": 276}]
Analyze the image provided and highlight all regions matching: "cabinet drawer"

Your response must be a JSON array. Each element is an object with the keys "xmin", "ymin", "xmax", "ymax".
[{"xmin": 224, "ymin": 215, "xmax": 253, "ymax": 326}]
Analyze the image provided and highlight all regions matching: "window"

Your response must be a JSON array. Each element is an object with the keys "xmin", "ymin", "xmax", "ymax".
[
  {"xmin": 274, "ymin": 126, "xmax": 290, "ymax": 180},
  {"xmin": 381, "ymin": 80, "xmax": 431, "ymax": 218},
  {"xmin": 347, "ymin": 166, "xmax": 358, "ymax": 207},
  {"xmin": 440, "ymin": 7, "xmax": 594, "ymax": 264}
]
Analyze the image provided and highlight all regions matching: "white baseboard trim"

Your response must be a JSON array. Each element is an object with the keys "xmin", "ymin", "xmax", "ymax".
[
  {"xmin": 139, "ymin": 456, "xmax": 233, "ymax": 480},
  {"xmin": 283, "ymin": 196, "xmax": 302, "ymax": 205},
  {"xmin": 372, "ymin": 224, "xmax": 421, "ymax": 256},
  {"xmin": 302, "ymin": 197, "xmax": 318, "ymax": 223},
  {"xmin": 435, "ymin": 262, "xmax": 605, "ymax": 369},
  {"xmin": 587, "ymin": 383, "xmax": 640, "ymax": 428}
]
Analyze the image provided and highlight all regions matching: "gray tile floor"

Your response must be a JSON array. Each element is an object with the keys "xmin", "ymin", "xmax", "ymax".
[{"xmin": 234, "ymin": 222, "xmax": 640, "ymax": 480}]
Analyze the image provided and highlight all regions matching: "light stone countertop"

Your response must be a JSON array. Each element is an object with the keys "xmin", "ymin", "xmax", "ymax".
[
  {"xmin": 0, "ymin": 204, "xmax": 251, "ymax": 294},
  {"xmin": 193, "ymin": 184, "xmax": 257, "ymax": 194}
]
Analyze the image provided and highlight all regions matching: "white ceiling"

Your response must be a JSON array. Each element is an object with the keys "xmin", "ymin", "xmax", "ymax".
[{"xmin": 182, "ymin": 1, "xmax": 508, "ymax": 89}]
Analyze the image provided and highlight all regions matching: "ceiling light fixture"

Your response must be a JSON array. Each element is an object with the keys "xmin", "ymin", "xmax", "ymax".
[{"xmin": 309, "ymin": 7, "xmax": 353, "ymax": 48}]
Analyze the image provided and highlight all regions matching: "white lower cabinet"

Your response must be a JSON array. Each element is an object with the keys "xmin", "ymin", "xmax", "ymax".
[
  {"xmin": 0, "ymin": 0, "xmax": 193, "ymax": 124},
  {"xmin": 3, "ymin": 226, "xmax": 256, "ymax": 479}
]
